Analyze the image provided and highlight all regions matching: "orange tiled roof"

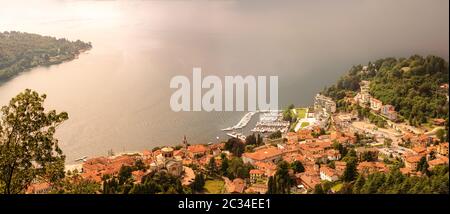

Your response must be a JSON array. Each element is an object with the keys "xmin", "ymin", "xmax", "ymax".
[
  {"xmin": 26, "ymin": 182, "xmax": 51, "ymax": 194},
  {"xmin": 320, "ymin": 166, "xmax": 337, "ymax": 177},
  {"xmin": 242, "ymin": 147, "xmax": 283, "ymax": 161},
  {"xmin": 428, "ymin": 157, "xmax": 449, "ymax": 167},
  {"xmin": 412, "ymin": 146, "xmax": 426, "ymax": 154},
  {"xmin": 249, "ymin": 169, "xmax": 265, "ymax": 175},
  {"xmin": 188, "ymin": 145, "xmax": 208, "ymax": 154},
  {"xmin": 405, "ymin": 155, "xmax": 422, "ymax": 163},
  {"xmin": 142, "ymin": 150, "xmax": 152, "ymax": 157},
  {"xmin": 254, "ymin": 161, "xmax": 277, "ymax": 170},
  {"xmin": 296, "ymin": 173, "xmax": 320, "ymax": 189}
]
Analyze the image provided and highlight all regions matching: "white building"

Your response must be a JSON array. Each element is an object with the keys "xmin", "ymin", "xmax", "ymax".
[
  {"xmin": 319, "ymin": 166, "xmax": 339, "ymax": 182},
  {"xmin": 314, "ymin": 94, "xmax": 336, "ymax": 113}
]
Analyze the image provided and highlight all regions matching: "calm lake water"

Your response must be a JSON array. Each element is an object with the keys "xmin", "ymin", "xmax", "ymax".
[{"xmin": 0, "ymin": 0, "xmax": 448, "ymax": 163}]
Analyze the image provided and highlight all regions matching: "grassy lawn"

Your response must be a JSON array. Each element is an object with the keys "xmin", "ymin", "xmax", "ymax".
[
  {"xmin": 331, "ymin": 183, "xmax": 343, "ymax": 192},
  {"xmin": 300, "ymin": 122, "xmax": 310, "ymax": 128},
  {"xmin": 291, "ymin": 108, "xmax": 307, "ymax": 119},
  {"xmin": 204, "ymin": 179, "xmax": 225, "ymax": 194},
  {"xmin": 289, "ymin": 107, "xmax": 309, "ymax": 132}
]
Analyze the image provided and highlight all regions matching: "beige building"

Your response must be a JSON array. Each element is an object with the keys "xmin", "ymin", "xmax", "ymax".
[{"xmin": 150, "ymin": 147, "xmax": 183, "ymax": 177}]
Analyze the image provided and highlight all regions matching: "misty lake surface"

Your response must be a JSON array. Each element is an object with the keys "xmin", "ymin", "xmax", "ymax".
[{"xmin": 0, "ymin": 0, "xmax": 448, "ymax": 163}]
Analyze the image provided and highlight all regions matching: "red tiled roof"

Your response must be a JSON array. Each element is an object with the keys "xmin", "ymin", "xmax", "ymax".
[
  {"xmin": 242, "ymin": 147, "xmax": 283, "ymax": 161},
  {"xmin": 357, "ymin": 161, "xmax": 389, "ymax": 174},
  {"xmin": 142, "ymin": 150, "xmax": 152, "ymax": 157},
  {"xmin": 249, "ymin": 169, "xmax": 265, "ymax": 175},
  {"xmin": 320, "ymin": 166, "xmax": 337, "ymax": 177},
  {"xmin": 188, "ymin": 145, "xmax": 208, "ymax": 154},
  {"xmin": 405, "ymin": 155, "xmax": 422, "ymax": 163},
  {"xmin": 26, "ymin": 182, "xmax": 51, "ymax": 194},
  {"xmin": 412, "ymin": 146, "xmax": 426, "ymax": 154},
  {"xmin": 428, "ymin": 157, "xmax": 449, "ymax": 167},
  {"xmin": 297, "ymin": 173, "xmax": 320, "ymax": 190}
]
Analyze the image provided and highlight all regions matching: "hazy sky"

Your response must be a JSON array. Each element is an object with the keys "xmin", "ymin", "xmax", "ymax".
[
  {"xmin": 1, "ymin": 0, "xmax": 448, "ymax": 64},
  {"xmin": 0, "ymin": 0, "xmax": 448, "ymax": 161}
]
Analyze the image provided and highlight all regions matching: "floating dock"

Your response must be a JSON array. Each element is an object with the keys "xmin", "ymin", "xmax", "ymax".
[{"xmin": 221, "ymin": 111, "xmax": 256, "ymax": 131}]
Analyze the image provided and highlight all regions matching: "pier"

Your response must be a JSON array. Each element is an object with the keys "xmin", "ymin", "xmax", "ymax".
[
  {"xmin": 221, "ymin": 111, "xmax": 256, "ymax": 131},
  {"xmin": 226, "ymin": 132, "xmax": 247, "ymax": 141}
]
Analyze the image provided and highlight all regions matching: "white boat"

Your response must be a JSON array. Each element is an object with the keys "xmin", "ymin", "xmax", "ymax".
[{"xmin": 75, "ymin": 156, "xmax": 88, "ymax": 162}]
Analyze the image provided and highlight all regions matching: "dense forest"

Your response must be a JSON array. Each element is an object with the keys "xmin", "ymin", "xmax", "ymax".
[
  {"xmin": 0, "ymin": 31, "xmax": 92, "ymax": 81},
  {"xmin": 324, "ymin": 55, "xmax": 449, "ymax": 126}
]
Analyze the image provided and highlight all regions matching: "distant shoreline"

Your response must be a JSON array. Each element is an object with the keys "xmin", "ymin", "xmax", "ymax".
[
  {"xmin": 0, "ymin": 48, "xmax": 91, "ymax": 85},
  {"xmin": 0, "ymin": 31, "xmax": 92, "ymax": 83}
]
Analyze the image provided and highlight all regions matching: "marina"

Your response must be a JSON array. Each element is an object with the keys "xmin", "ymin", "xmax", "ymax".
[{"xmin": 251, "ymin": 111, "xmax": 290, "ymax": 133}]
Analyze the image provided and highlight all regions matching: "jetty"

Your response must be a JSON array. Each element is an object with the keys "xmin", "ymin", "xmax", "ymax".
[
  {"xmin": 75, "ymin": 156, "xmax": 88, "ymax": 162},
  {"xmin": 226, "ymin": 132, "xmax": 247, "ymax": 141},
  {"xmin": 221, "ymin": 111, "xmax": 256, "ymax": 131}
]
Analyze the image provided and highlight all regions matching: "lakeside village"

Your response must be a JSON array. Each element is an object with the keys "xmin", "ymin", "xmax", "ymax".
[{"xmin": 27, "ymin": 81, "xmax": 449, "ymax": 194}]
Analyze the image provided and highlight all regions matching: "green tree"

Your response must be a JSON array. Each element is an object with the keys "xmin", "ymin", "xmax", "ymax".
[
  {"xmin": 268, "ymin": 131, "xmax": 282, "ymax": 139},
  {"xmin": 257, "ymin": 134, "xmax": 263, "ymax": 146},
  {"xmin": 245, "ymin": 134, "xmax": 257, "ymax": 145},
  {"xmin": 291, "ymin": 160, "xmax": 305, "ymax": 173},
  {"xmin": 436, "ymin": 129, "xmax": 445, "ymax": 143},
  {"xmin": 342, "ymin": 158, "xmax": 358, "ymax": 182},
  {"xmin": 0, "ymin": 89, "xmax": 68, "ymax": 194},
  {"xmin": 102, "ymin": 176, "xmax": 120, "ymax": 194},
  {"xmin": 118, "ymin": 165, "xmax": 133, "ymax": 185},
  {"xmin": 342, "ymin": 149, "xmax": 357, "ymax": 162},
  {"xmin": 282, "ymin": 104, "xmax": 295, "ymax": 122},
  {"xmin": 220, "ymin": 155, "xmax": 229, "ymax": 176},
  {"xmin": 191, "ymin": 173, "xmax": 205, "ymax": 192},
  {"xmin": 332, "ymin": 141, "xmax": 348, "ymax": 157},
  {"xmin": 313, "ymin": 184, "xmax": 325, "ymax": 194},
  {"xmin": 227, "ymin": 157, "xmax": 251, "ymax": 179},
  {"xmin": 134, "ymin": 159, "xmax": 146, "ymax": 171},
  {"xmin": 128, "ymin": 171, "xmax": 185, "ymax": 194},
  {"xmin": 56, "ymin": 175, "xmax": 100, "ymax": 194},
  {"xmin": 416, "ymin": 157, "xmax": 429, "ymax": 175},
  {"xmin": 224, "ymin": 137, "xmax": 245, "ymax": 157},
  {"xmin": 352, "ymin": 174, "xmax": 366, "ymax": 194},
  {"xmin": 268, "ymin": 161, "xmax": 293, "ymax": 194},
  {"xmin": 266, "ymin": 176, "xmax": 275, "ymax": 194},
  {"xmin": 207, "ymin": 157, "xmax": 217, "ymax": 176},
  {"xmin": 361, "ymin": 151, "xmax": 378, "ymax": 162}
]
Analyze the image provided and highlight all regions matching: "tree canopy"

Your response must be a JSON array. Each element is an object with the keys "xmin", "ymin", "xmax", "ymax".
[
  {"xmin": 324, "ymin": 55, "xmax": 449, "ymax": 126},
  {"xmin": 350, "ymin": 166, "xmax": 448, "ymax": 194},
  {"xmin": 224, "ymin": 137, "xmax": 245, "ymax": 157},
  {"xmin": 0, "ymin": 31, "xmax": 92, "ymax": 81},
  {"xmin": 267, "ymin": 161, "xmax": 294, "ymax": 194},
  {"xmin": 0, "ymin": 89, "xmax": 68, "ymax": 194}
]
